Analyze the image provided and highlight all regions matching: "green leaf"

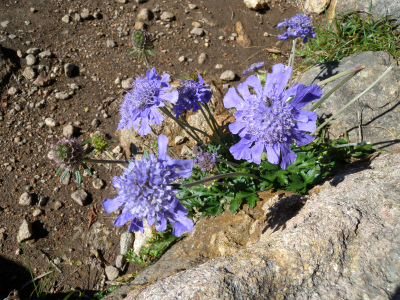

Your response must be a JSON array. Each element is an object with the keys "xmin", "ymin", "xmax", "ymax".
[
  {"xmin": 147, "ymin": 49, "xmax": 156, "ymax": 56},
  {"xmin": 276, "ymin": 170, "xmax": 289, "ymax": 186},
  {"xmin": 138, "ymin": 51, "xmax": 143, "ymax": 61},
  {"xmin": 81, "ymin": 163, "xmax": 92, "ymax": 176},
  {"xmin": 246, "ymin": 193, "xmax": 259, "ymax": 208},
  {"xmin": 56, "ymin": 167, "xmax": 62, "ymax": 175},
  {"xmin": 84, "ymin": 146, "xmax": 95, "ymax": 155},
  {"xmin": 229, "ymin": 197, "xmax": 240, "ymax": 214},
  {"xmin": 76, "ymin": 170, "xmax": 82, "ymax": 185},
  {"xmin": 288, "ymin": 173, "xmax": 305, "ymax": 193},
  {"xmin": 60, "ymin": 169, "xmax": 69, "ymax": 183},
  {"xmin": 82, "ymin": 139, "xmax": 91, "ymax": 146}
]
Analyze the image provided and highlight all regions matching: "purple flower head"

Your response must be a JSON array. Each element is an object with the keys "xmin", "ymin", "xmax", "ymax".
[
  {"xmin": 242, "ymin": 62, "xmax": 264, "ymax": 75},
  {"xmin": 173, "ymin": 75, "xmax": 212, "ymax": 118},
  {"xmin": 118, "ymin": 68, "xmax": 179, "ymax": 135},
  {"xmin": 102, "ymin": 135, "xmax": 194, "ymax": 237},
  {"xmin": 277, "ymin": 14, "xmax": 316, "ymax": 43},
  {"xmin": 194, "ymin": 151, "xmax": 217, "ymax": 172},
  {"xmin": 52, "ymin": 138, "xmax": 84, "ymax": 171},
  {"xmin": 223, "ymin": 63, "xmax": 322, "ymax": 169}
]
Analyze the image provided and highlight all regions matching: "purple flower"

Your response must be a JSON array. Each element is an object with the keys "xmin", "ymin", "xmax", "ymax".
[
  {"xmin": 277, "ymin": 14, "xmax": 316, "ymax": 43},
  {"xmin": 223, "ymin": 63, "xmax": 322, "ymax": 169},
  {"xmin": 242, "ymin": 62, "xmax": 264, "ymax": 75},
  {"xmin": 194, "ymin": 151, "xmax": 217, "ymax": 172},
  {"xmin": 102, "ymin": 135, "xmax": 194, "ymax": 237},
  {"xmin": 173, "ymin": 75, "xmax": 212, "ymax": 118},
  {"xmin": 118, "ymin": 68, "xmax": 179, "ymax": 135},
  {"xmin": 52, "ymin": 138, "xmax": 84, "ymax": 171}
]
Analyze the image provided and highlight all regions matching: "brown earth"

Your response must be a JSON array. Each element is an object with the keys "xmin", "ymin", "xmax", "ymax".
[{"xmin": 0, "ymin": 0, "xmax": 305, "ymax": 298}]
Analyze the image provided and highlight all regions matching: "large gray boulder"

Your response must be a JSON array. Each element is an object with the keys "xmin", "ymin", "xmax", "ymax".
[
  {"xmin": 298, "ymin": 51, "xmax": 400, "ymax": 150},
  {"xmin": 104, "ymin": 150, "xmax": 400, "ymax": 300}
]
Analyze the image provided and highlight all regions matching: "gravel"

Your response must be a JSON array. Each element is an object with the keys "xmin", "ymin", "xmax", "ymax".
[
  {"xmin": 71, "ymin": 189, "xmax": 88, "ymax": 206},
  {"xmin": 17, "ymin": 219, "xmax": 33, "ymax": 243},
  {"xmin": 19, "ymin": 192, "xmax": 33, "ymax": 206}
]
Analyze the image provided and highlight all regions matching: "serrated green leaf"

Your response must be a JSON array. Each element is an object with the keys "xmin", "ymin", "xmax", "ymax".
[
  {"xmin": 76, "ymin": 170, "xmax": 82, "ymax": 185},
  {"xmin": 56, "ymin": 167, "xmax": 62, "ymax": 175},
  {"xmin": 60, "ymin": 169, "xmax": 69, "ymax": 183},
  {"xmin": 246, "ymin": 193, "xmax": 259, "ymax": 208},
  {"xmin": 276, "ymin": 170, "xmax": 289, "ymax": 186},
  {"xmin": 229, "ymin": 197, "xmax": 240, "ymax": 214},
  {"xmin": 288, "ymin": 173, "xmax": 304, "ymax": 193}
]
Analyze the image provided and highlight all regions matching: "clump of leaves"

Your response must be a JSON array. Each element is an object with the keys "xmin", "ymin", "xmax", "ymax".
[{"xmin": 94, "ymin": 286, "xmax": 119, "ymax": 300}]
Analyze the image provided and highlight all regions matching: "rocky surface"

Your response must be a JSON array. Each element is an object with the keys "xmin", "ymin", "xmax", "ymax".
[
  {"xmin": 298, "ymin": 51, "xmax": 400, "ymax": 150},
  {"xmin": 103, "ymin": 150, "xmax": 400, "ymax": 300}
]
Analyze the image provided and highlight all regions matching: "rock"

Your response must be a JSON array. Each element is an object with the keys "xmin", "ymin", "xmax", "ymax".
[
  {"xmin": 112, "ymin": 146, "xmax": 122, "ymax": 154},
  {"xmin": 55, "ymin": 91, "xmax": 70, "ymax": 100},
  {"xmin": 44, "ymin": 117, "xmax": 57, "ymax": 127},
  {"xmin": 71, "ymin": 189, "xmax": 88, "ymax": 206},
  {"xmin": 137, "ymin": 8, "xmax": 152, "ymax": 21},
  {"xmin": 91, "ymin": 119, "xmax": 100, "ymax": 127},
  {"xmin": 38, "ymin": 50, "xmax": 52, "ymax": 58},
  {"xmin": 198, "ymin": 52, "xmax": 207, "ymax": 64},
  {"xmin": 120, "ymin": 232, "xmax": 134, "ymax": 255},
  {"xmin": 61, "ymin": 15, "xmax": 70, "ymax": 23},
  {"xmin": 243, "ymin": 0, "xmax": 270, "ymax": 10},
  {"xmin": 220, "ymin": 70, "xmax": 236, "ymax": 81},
  {"xmin": 25, "ymin": 54, "xmax": 37, "ymax": 66},
  {"xmin": 61, "ymin": 171, "xmax": 71, "ymax": 185},
  {"xmin": 215, "ymin": 64, "xmax": 223, "ymax": 69},
  {"xmin": 32, "ymin": 209, "xmax": 42, "ymax": 217},
  {"xmin": 64, "ymin": 63, "xmax": 77, "ymax": 78},
  {"xmin": 174, "ymin": 136, "xmax": 186, "ymax": 145},
  {"xmin": 1, "ymin": 21, "xmax": 10, "ymax": 28},
  {"xmin": 74, "ymin": 13, "xmax": 82, "ymax": 22},
  {"xmin": 7, "ymin": 87, "xmax": 17, "ymax": 95},
  {"xmin": 178, "ymin": 56, "xmax": 186, "ymax": 62},
  {"xmin": 30, "ymin": 7, "xmax": 37, "ymax": 13},
  {"xmin": 116, "ymin": 0, "xmax": 127, "ymax": 3},
  {"xmin": 26, "ymin": 48, "xmax": 40, "ymax": 55},
  {"xmin": 80, "ymin": 9, "xmax": 91, "ymax": 20},
  {"xmin": 105, "ymin": 266, "xmax": 119, "ymax": 281},
  {"xmin": 63, "ymin": 124, "xmax": 76, "ymax": 138},
  {"xmin": 33, "ymin": 74, "xmax": 50, "ymax": 87},
  {"xmin": 188, "ymin": 3, "xmax": 198, "ymax": 9},
  {"xmin": 53, "ymin": 200, "xmax": 63, "ymax": 210},
  {"xmin": 180, "ymin": 145, "xmax": 192, "ymax": 157},
  {"xmin": 17, "ymin": 219, "xmax": 32, "ymax": 243},
  {"xmin": 19, "ymin": 192, "xmax": 32, "ymax": 206},
  {"xmin": 160, "ymin": 11, "xmax": 175, "ymax": 22},
  {"xmin": 133, "ymin": 219, "xmax": 153, "ymax": 255},
  {"xmin": 106, "ymin": 40, "xmax": 116, "ymax": 48},
  {"xmin": 298, "ymin": 51, "xmax": 400, "ymax": 150},
  {"xmin": 114, "ymin": 151, "xmax": 400, "ymax": 300},
  {"xmin": 235, "ymin": 21, "xmax": 251, "ymax": 47},
  {"xmin": 92, "ymin": 179, "xmax": 105, "ymax": 190},
  {"xmin": 22, "ymin": 67, "xmax": 36, "ymax": 80},
  {"xmin": 304, "ymin": 0, "xmax": 331, "ymax": 14},
  {"xmin": 190, "ymin": 27, "xmax": 204, "ymax": 36},
  {"xmin": 115, "ymin": 255, "xmax": 125, "ymax": 269},
  {"xmin": 121, "ymin": 78, "xmax": 133, "ymax": 89}
]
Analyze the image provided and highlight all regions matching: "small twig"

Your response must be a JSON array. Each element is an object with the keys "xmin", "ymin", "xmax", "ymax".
[
  {"xmin": 21, "ymin": 271, "xmax": 53, "ymax": 290},
  {"xmin": 230, "ymin": 7, "xmax": 234, "ymax": 20},
  {"xmin": 39, "ymin": 250, "xmax": 62, "ymax": 274}
]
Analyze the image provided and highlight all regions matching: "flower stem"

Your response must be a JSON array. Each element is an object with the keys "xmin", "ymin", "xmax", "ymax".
[
  {"xmin": 203, "ymin": 102, "xmax": 225, "ymax": 140},
  {"xmin": 216, "ymin": 158, "xmax": 247, "ymax": 169},
  {"xmin": 181, "ymin": 172, "xmax": 259, "ymax": 188},
  {"xmin": 288, "ymin": 39, "xmax": 297, "ymax": 87},
  {"xmin": 316, "ymin": 65, "xmax": 365, "ymax": 87},
  {"xmin": 143, "ymin": 51, "xmax": 151, "ymax": 69},
  {"xmin": 198, "ymin": 103, "xmax": 222, "ymax": 143},
  {"xmin": 83, "ymin": 158, "xmax": 128, "ymax": 165},
  {"xmin": 104, "ymin": 151, "xmax": 127, "ymax": 170}
]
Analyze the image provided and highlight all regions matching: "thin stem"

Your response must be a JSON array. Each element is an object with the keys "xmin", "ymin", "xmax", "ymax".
[
  {"xmin": 203, "ymin": 102, "xmax": 225, "ymax": 140},
  {"xmin": 181, "ymin": 172, "xmax": 259, "ymax": 188},
  {"xmin": 143, "ymin": 51, "xmax": 151, "ymax": 69},
  {"xmin": 216, "ymin": 158, "xmax": 248, "ymax": 169},
  {"xmin": 314, "ymin": 65, "xmax": 393, "ymax": 134},
  {"xmin": 179, "ymin": 113, "xmax": 203, "ymax": 142},
  {"xmin": 198, "ymin": 103, "xmax": 222, "ymax": 143},
  {"xmin": 314, "ymin": 142, "xmax": 371, "ymax": 154},
  {"xmin": 288, "ymin": 39, "xmax": 297, "ymax": 87},
  {"xmin": 105, "ymin": 151, "xmax": 127, "ymax": 169},
  {"xmin": 317, "ymin": 65, "xmax": 365, "ymax": 87},
  {"xmin": 83, "ymin": 158, "xmax": 128, "ymax": 165}
]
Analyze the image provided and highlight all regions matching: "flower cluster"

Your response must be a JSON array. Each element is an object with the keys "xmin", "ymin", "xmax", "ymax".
[
  {"xmin": 173, "ymin": 75, "xmax": 212, "ymax": 118},
  {"xmin": 242, "ymin": 62, "xmax": 264, "ymax": 75},
  {"xmin": 277, "ymin": 14, "xmax": 316, "ymax": 43},
  {"xmin": 194, "ymin": 151, "xmax": 217, "ymax": 172},
  {"xmin": 52, "ymin": 138, "xmax": 84, "ymax": 171},
  {"xmin": 118, "ymin": 68, "xmax": 178, "ymax": 135},
  {"xmin": 223, "ymin": 63, "xmax": 322, "ymax": 169},
  {"xmin": 102, "ymin": 135, "xmax": 194, "ymax": 237}
]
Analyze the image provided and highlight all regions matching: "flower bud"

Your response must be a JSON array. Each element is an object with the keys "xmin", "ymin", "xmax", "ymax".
[{"xmin": 52, "ymin": 138, "xmax": 84, "ymax": 171}]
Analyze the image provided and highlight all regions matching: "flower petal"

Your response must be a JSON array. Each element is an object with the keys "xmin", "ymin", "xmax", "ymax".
[
  {"xmin": 128, "ymin": 218, "xmax": 144, "ymax": 233},
  {"xmin": 102, "ymin": 197, "xmax": 124, "ymax": 214}
]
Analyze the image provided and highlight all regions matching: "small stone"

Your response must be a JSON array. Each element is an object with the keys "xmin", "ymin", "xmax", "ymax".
[
  {"xmin": 63, "ymin": 124, "xmax": 76, "ymax": 138},
  {"xmin": 80, "ymin": 9, "xmax": 91, "ymax": 20},
  {"xmin": 19, "ymin": 192, "xmax": 32, "ymax": 206},
  {"xmin": 198, "ymin": 52, "xmax": 207, "ymax": 64},
  {"xmin": 192, "ymin": 21, "xmax": 201, "ymax": 28},
  {"xmin": 112, "ymin": 146, "xmax": 122, "ymax": 154},
  {"xmin": 45, "ymin": 117, "xmax": 57, "ymax": 127},
  {"xmin": 15, "ymin": 248, "xmax": 22, "ymax": 255},
  {"xmin": 178, "ymin": 56, "xmax": 186, "ymax": 62},
  {"xmin": 26, "ymin": 54, "xmax": 37, "ymax": 66},
  {"xmin": 74, "ymin": 13, "xmax": 82, "ymax": 22},
  {"xmin": 215, "ymin": 64, "xmax": 223, "ymax": 69},
  {"xmin": 190, "ymin": 27, "xmax": 204, "ymax": 36},
  {"xmin": 188, "ymin": 3, "xmax": 198, "ymax": 9},
  {"xmin": 1, "ymin": 21, "xmax": 10, "ymax": 28},
  {"xmin": 137, "ymin": 8, "xmax": 152, "ymax": 21},
  {"xmin": 55, "ymin": 91, "xmax": 70, "ymax": 100},
  {"xmin": 175, "ymin": 136, "xmax": 186, "ymax": 145},
  {"xmin": 38, "ymin": 196, "xmax": 48, "ymax": 207},
  {"xmin": 120, "ymin": 232, "xmax": 134, "ymax": 255},
  {"xmin": 17, "ymin": 50, "xmax": 25, "ymax": 58},
  {"xmin": 115, "ymin": 77, "xmax": 121, "ymax": 85},
  {"xmin": 181, "ymin": 145, "xmax": 192, "ymax": 156},
  {"xmin": 38, "ymin": 50, "xmax": 52, "ymax": 58},
  {"xmin": 93, "ymin": 11, "xmax": 102, "ymax": 19},
  {"xmin": 243, "ymin": 0, "xmax": 269, "ymax": 10},
  {"xmin": 92, "ymin": 179, "xmax": 105, "ymax": 190},
  {"xmin": 53, "ymin": 200, "xmax": 63, "ymax": 210},
  {"xmin": 160, "ymin": 11, "xmax": 175, "ymax": 22},
  {"xmin": 30, "ymin": 7, "xmax": 37, "ymax": 13},
  {"xmin": 71, "ymin": 190, "xmax": 88, "ymax": 206},
  {"xmin": 106, "ymin": 40, "xmax": 116, "ymax": 48},
  {"xmin": 33, "ymin": 75, "xmax": 50, "ymax": 87},
  {"xmin": 7, "ymin": 87, "xmax": 18, "ymax": 95},
  {"xmin": 91, "ymin": 119, "xmax": 100, "ymax": 127},
  {"xmin": 61, "ymin": 171, "xmax": 71, "ymax": 185},
  {"xmin": 27, "ymin": 48, "xmax": 40, "ymax": 55},
  {"xmin": 61, "ymin": 15, "xmax": 71, "ymax": 23},
  {"xmin": 105, "ymin": 266, "xmax": 119, "ymax": 281},
  {"xmin": 220, "ymin": 70, "xmax": 236, "ymax": 81},
  {"xmin": 115, "ymin": 255, "xmax": 125, "ymax": 269},
  {"xmin": 32, "ymin": 209, "xmax": 42, "ymax": 217},
  {"xmin": 64, "ymin": 63, "xmax": 76, "ymax": 78},
  {"xmin": 17, "ymin": 219, "xmax": 33, "ymax": 243},
  {"xmin": 121, "ymin": 78, "xmax": 133, "ymax": 89},
  {"xmin": 8, "ymin": 34, "xmax": 17, "ymax": 39},
  {"xmin": 116, "ymin": 0, "xmax": 127, "ymax": 3}
]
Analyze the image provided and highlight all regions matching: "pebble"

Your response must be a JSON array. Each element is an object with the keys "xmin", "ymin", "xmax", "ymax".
[
  {"xmin": 188, "ymin": 3, "xmax": 198, "ymax": 9},
  {"xmin": 178, "ymin": 56, "xmax": 186, "ymax": 62},
  {"xmin": 198, "ymin": 52, "xmax": 207, "ymax": 64},
  {"xmin": 92, "ymin": 179, "xmax": 105, "ymax": 189},
  {"xmin": 121, "ymin": 78, "xmax": 133, "ymax": 89},
  {"xmin": 38, "ymin": 50, "xmax": 52, "ymax": 58},
  {"xmin": 115, "ymin": 255, "xmax": 125, "ymax": 269},
  {"xmin": 30, "ymin": 7, "xmax": 37, "ymax": 13},
  {"xmin": 105, "ymin": 266, "xmax": 119, "ymax": 281},
  {"xmin": 17, "ymin": 219, "xmax": 33, "ymax": 243},
  {"xmin": 7, "ymin": 87, "xmax": 18, "ymax": 95},
  {"xmin": 160, "ymin": 11, "xmax": 175, "ymax": 22},
  {"xmin": 64, "ymin": 63, "xmax": 76, "ymax": 78},
  {"xmin": 32, "ymin": 209, "xmax": 42, "ymax": 217},
  {"xmin": 181, "ymin": 145, "xmax": 192, "ymax": 156},
  {"xmin": 38, "ymin": 196, "xmax": 48, "ymax": 207},
  {"xmin": 80, "ymin": 9, "xmax": 91, "ymax": 20},
  {"xmin": 53, "ymin": 200, "xmax": 63, "ymax": 210},
  {"xmin": 1, "ymin": 21, "xmax": 10, "ymax": 28},
  {"xmin": 71, "ymin": 189, "xmax": 88, "ymax": 206},
  {"xmin": 62, "ymin": 171, "xmax": 71, "ymax": 185},
  {"xmin": 8, "ymin": 34, "xmax": 17, "ymax": 39},
  {"xmin": 17, "ymin": 50, "xmax": 25, "ymax": 58},
  {"xmin": 192, "ymin": 21, "xmax": 201, "ymax": 28},
  {"xmin": 74, "ymin": 13, "xmax": 82, "ymax": 22},
  {"xmin": 137, "ymin": 8, "xmax": 152, "ymax": 21},
  {"xmin": 61, "ymin": 15, "xmax": 71, "ymax": 23},
  {"xmin": 26, "ymin": 54, "xmax": 37, "ymax": 66},
  {"xmin": 33, "ymin": 75, "xmax": 50, "ymax": 87},
  {"xmin": 112, "ymin": 146, "xmax": 122, "ymax": 154},
  {"xmin": 27, "ymin": 48, "xmax": 40, "ymax": 55},
  {"xmin": 106, "ymin": 40, "xmax": 116, "ymax": 48},
  {"xmin": 63, "ymin": 124, "xmax": 76, "ymax": 138},
  {"xmin": 91, "ymin": 119, "xmax": 100, "ymax": 127},
  {"xmin": 19, "ymin": 192, "xmax": 33, "ymax": 206},
  {"xmin": 215, "ymin": 64, "xmax": 223, "ymax": 69},
  {"xmin": 55, "ymin": 91, "xmax": 70, "ymax": 100},
  {"xmin": 45, "ymin": 117, "xmax": 57, "ymax": 127},
  {"xmin": 120, "ymin": 232, "xmax": 134, "ymax": 255},
  {"xmin": 116, "ymin": 0, "xmax": 127, "ymax": 3},
  {"xmin": 22, "ymin": 67, "xmax": 36, "ymax": 80},
  {"xmin": 220, "ymin": 70, "xmax": 236, "ymax": 81},
  {"xmin": 190, "ymin": 27, "xmax": 205, "ymax": 36}
]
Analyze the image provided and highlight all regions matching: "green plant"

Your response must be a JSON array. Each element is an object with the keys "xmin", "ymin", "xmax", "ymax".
[
  {"xmin": 94, "ymin": 286, "xmax": 119, "ymax": 300},
  {"xmin": 296, "ymin": 10, "xmax": 400, "ymax": 69}
]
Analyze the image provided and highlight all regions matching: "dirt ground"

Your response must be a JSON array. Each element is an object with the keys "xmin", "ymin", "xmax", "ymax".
[{"xmin": 0, "ymin": 0, "xmax": 303, "ymax": 298}]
